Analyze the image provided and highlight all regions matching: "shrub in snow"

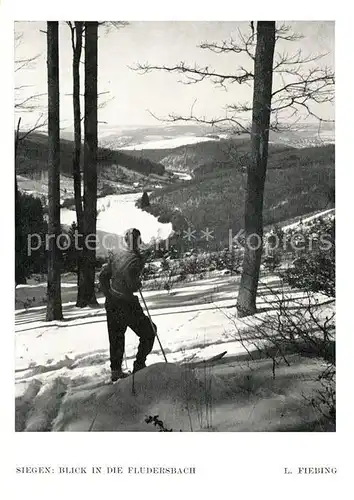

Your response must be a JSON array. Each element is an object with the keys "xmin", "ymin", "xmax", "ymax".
[
  {"xmin": 228, "ymin": 217, "xmax": 336, "ymax": 428},
  {"xmin": 99, "ymin": 182, "xmax": 116, "ymax": 197},
  {"xmin": 60, "ymin": 222, "xmax": 80, "ymax": 273},
  {"xmin": 282, "ymin": 217, "xmax": 335, "ymax": 298},
  {"xmin": 140, "ymin": 191, "xmax": 150, "ymax": 209},
  {"xmin": 262, "ymin": 251, "xmax": 282, "ymax": 272},
  {"xmin": 16, "ymin": 191, "xmax": 47, "ymax": 284},
  {"xmin": 231, "ymin": 282, "xmax": 335, "ymax": 428},
  {"xmin": 262, "ymin": 225, "xmax": 284, "ymax": 272},
  {"xmin": 145, "ymin": 415, "xmax": 175, "ymax": 432}
]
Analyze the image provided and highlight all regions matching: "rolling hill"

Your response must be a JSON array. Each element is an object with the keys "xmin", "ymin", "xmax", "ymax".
[
  {"xmin": 143, "ymin": 144, "xmax": 335, "ymax": 248},
  {"xmin": 120, "ymin": 130, "xmax": 334, "ymax": 176},
  {"xmin": 15, "ymin": 132, "xmax": 167, "ymax": 180}
]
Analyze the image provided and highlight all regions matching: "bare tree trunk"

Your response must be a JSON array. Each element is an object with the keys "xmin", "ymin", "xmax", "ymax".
[
  {"xmin": 237, "ymin": 21, "xmax": 276, "ymax": 317},
  {"xmin": 72, "ymin": 22, "xmax": 84, "ymax": 229},
  {"xmin": 70, "ymin": 22, "xmax": 85, "ymax": 305},
  {"xmin": 15, "ymin": 135, "xmax": 23, "ymax": 284},
  {"xmin": 15, "ymin": 117, "xmax": 21, "ymax": 204},
  {"xmin": 46, "ymin": 21, "xmax": 63, "ymax": 321},
  {"xmin": 15, "ymin": 117, "xmax": 23, "ymax": 285},
  {"xmin": 77, "ymin": 21, "xmax": 98, "ymax": 307}
]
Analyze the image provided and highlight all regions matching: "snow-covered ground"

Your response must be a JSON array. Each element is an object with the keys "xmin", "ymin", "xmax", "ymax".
[
  {"xmin": 61, "ymin": 192, "xmax": 173, "ymax": 243},
  {"xmin": 15, "ymin": 208, "xmax": 335, "ymax": 432},
  {"xmin": 281, "ymin": 208, "xmax": 335, "ymax": 232},
  {"xmin": 15, "ymin": 272, "xmax": 334, "ymax": 432},
  {"xmin": 172, "ymin": 171, "xmax": 192, "ymax": 181}
]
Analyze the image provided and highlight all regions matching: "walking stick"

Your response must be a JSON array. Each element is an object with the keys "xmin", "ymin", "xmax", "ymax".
[{"xmin": 139, "ymin": 289, "xmax": 168, "ymax": 363}]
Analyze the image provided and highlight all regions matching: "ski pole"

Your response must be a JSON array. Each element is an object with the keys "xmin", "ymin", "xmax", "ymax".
[{"xmin": 139, "ymin": 289, "xmax": 168, "ymax": 363}]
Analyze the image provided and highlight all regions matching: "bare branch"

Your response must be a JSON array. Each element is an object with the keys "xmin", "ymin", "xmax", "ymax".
[
  {"xmin": 14, "ymin": 84, "xmax": 34, "ymax": 91},
  {"xmin": 98, "ymin": 94, "xmax": 115, "ymax": 110},
  {"xmin": 271, "ymin": 66, "xmax": 335, "ymax": 122},
  {"xmin": 63, "ymin": 91, "xmax": 110, "ymax": 98},
  {"xmin": 145, "ymin": 107, "xmax": 251, "ymax": 135},
  {"xmin": 199, "ymin": 30, "xmax": 255, "ymax": 61},
  {"xmin": 15, "ymin": 53, "xmax": 41, "ymax": 73},
  {"xmin": 132, "ymin": 61, "xmax": 253, "ymax": 87},
  {"xmin": 275, "ymin": 23, "xmax": 304, "ymax": 42},
  {"xmin": 273, "ymin": 49, "xmax": 327, "ymax": 71},
  {"xmin": 14, "ymin": 31, "xmax": 23, "ymax": 49},
  {"xmin": 103, "ymin": 21, "xmax": 129, "ymax": 29},
  {"xmin": 225, "ymin": 102, "xmax": 253, "ymax": 114},
  {"xmin": 98, "ymin": 21, "xmax": 130, "ymax": 35},
  {"xmin": 15, "ymin": 30, "xmax": 45, "ymax": 113},
  {"xmin": 15, "ymin": 114, "xmax": 47, "ymax": 144},
  {"xmin": 14, "ymin": 92, "xmax": 47, "ymax": 111},
  {"xmin": 15, "ymin": 116, "xmax": 22, "ymax": 157},
  {"xmin": 67, "ymin": 21, "xmax": 75, "ymax": 51},
  {"xmin": 131, "ymin": 22, "xmax": 334, "ymax": 130}
]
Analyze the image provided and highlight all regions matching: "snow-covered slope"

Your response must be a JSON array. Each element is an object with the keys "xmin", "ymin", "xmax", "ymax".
[{"xmin": 15, "ymin": 271, "xmax": 334, "ymax": 432}]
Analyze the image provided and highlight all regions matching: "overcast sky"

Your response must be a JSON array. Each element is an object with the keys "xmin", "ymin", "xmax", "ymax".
[{"xmin": 14, "ymin": 21, "xmax": 335, "ymax": 134}]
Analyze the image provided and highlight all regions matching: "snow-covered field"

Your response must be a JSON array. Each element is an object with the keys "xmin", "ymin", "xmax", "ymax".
[
  {"xmin": 120, "ymin": 135, "xmax": 221, "ymax": 151},
  {"xmin": 172, "ymin": 171, "xmax": 192, "ymax": 181},
  {"xmin": 15, "ymin": 208, "xmax": 335, "ymax": 432},
  {"xmin": 15, "ymin": 272, "xmax": 334, "ymax": 432},
  {"xmin": 61, "ymin": 192, "xmax": 173, "ymax": 243},
  {"xmin": 281, "ymin": 208, "xmax": 335, "ymax": 232}
]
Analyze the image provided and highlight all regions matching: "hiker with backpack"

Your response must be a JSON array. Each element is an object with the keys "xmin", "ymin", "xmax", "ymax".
[{"xmin": 99, "ymin": 228, "xmax": 156, "ymax": 382}]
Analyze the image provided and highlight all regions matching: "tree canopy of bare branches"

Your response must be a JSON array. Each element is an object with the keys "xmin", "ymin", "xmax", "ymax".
[
  {"xmin": 15, "ymin": 29, "xmax": 47, "ymax": 144},
  {"xmin": 132, "ymin": 22, "xmax": 334, "ymax": 133}
]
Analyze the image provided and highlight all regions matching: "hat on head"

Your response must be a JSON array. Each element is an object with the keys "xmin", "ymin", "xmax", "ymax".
[{"xmin": 124, "ymin": 228, "xmax": 141, "ymax": 249}]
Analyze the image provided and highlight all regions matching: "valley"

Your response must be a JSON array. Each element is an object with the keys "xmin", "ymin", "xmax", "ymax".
[{"xmin": 16, "ymin": 122, "xmax": 335, "ymax": 251}]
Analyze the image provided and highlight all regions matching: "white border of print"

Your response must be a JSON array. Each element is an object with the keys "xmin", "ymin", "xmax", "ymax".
[{"xmin": 1, "ymin": 2, "xmax": 352, "ymax": 499}]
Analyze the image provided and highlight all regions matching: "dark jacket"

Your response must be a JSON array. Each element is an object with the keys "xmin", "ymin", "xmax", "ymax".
[{"xmin": 99, "ymin": 247, "xmax": 144, "ymax": 301}]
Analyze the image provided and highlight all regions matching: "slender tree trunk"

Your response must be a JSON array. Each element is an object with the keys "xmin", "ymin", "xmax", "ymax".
[
  {"xmin": 237, "ymin": 21, "xmax": 276, "ymax": 317},
  {"xmin": 46, "ymin": 21, "xmax": 63, "ymax": 321},
  {"xmin": 71, "ymin": 21, "xmax": 85, "ymax": 305},
  {"xmin": 77, "ymin": 21, "xmax": 98, "ymax": 307},
  {"xmin": 72, "ymin": 22, "xmax": 84, "ymax": 230},
  {"xmin": 15, "ymin": 173, "xmax": 18, "ymax": 199},
  {"xmin": 15, "ymin": 117, "xmax": 21, "ymax": 204},
  {"xmin": 15, "ymin": 118, "xmax": 20, "ymax": 262},
  {"xmin": 15, "ymin": 117, "xmax": 24, "ymax": 285},
  {"xmin": 15, "ymin": 163, "xmax": 25, "ymax": 285}
]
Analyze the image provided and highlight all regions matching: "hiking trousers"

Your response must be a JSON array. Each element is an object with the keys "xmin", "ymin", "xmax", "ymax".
[{"xmin": 105, "ymin": 295, "xmax": 156, "ymax": 371}]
